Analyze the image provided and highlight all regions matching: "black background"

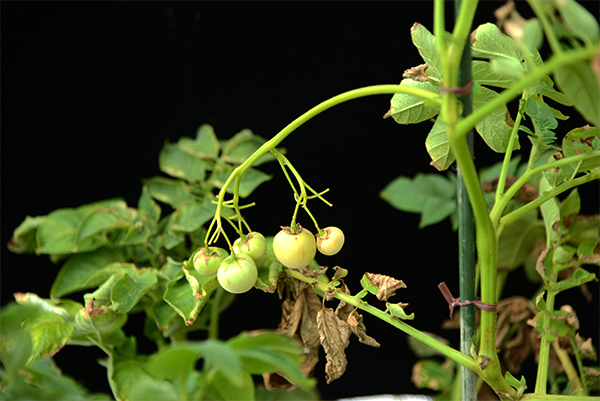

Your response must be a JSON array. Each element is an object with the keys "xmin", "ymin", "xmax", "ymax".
[{"xmin": 2, "ymin": 2, "xmax": 599, "ymax": 399}]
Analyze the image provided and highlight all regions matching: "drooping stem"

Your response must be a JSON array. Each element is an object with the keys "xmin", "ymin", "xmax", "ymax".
[{"xmin": 208, "ymin": 84, "xmax": 441, "ymax": 244}]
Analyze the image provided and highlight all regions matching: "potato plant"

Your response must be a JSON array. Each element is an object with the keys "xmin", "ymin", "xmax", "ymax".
[{"xmin": 2, "ymin": 1, "xmax": 599, "ymax": 400}]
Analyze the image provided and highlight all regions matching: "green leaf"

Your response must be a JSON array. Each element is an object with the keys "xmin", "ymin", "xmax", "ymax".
[
  {"xmin": 50, "ymin": 248, "xmax": 124, "ymax": 298},
  {"xmin": 386, "ymin": 80, "xmax": 440, "ymax": 124},
  {"xmin": 143, "ymin": 176, "xmax": 195, "ymax": 208},
  {"xmin": 164, "ymin": 275, "xmax": 202, "ymax": 326},
  {"xmin": 411, "ymin": 359, "xmax": 454, "ymax": 391},
  {"xmin": 554, "ymin": 62, "xmax": 600, "ymax": 127},
  {"xmin": 553, "ymin": 268, "xmax": 597, "ymax": 294},
  {"xmin": 471, "ymin": 23, "xmax": 522, "ymax": 62},
  {"xmin": 213, "ymin": 166, "xmax": 273, "ymax": 198},
  {"xmin": 111, "ymin": 354, "xmax": 154, "ymax": 401},
  {"xmin": 201, "ymin": 369, "xmax": 254, "ymax": 401},
  {"xmin": 159, "ymin": 141, "xmax": 206, "ymax": 182},
  {"xmin": 14, "ymin": 293, "xmax": 80, "ymax": 322},
  {"xmin": 22, "ymin": 312, "xmax": 73, "ymax": 364},
  {"xmin": 380, "ymin": 173, "xmax": 456, "ymax": 228},
  {"xmin": 181, "ymin": 257, "xmax": 221, "ymax": 301},
  {"xmin": 472, "ymin": 60, "xmax": 513, "ymax": 88},
  {"xmin": 425, "ymin": 117, "xmax": 455, "ymax": 171},
  {"xmin": 169, "ymin": 200, "xmax": 214, "ymax": 232},
  {"xmin": 138, "ymin": 185, "xmax": 161, "ymax": 223},
  {"xmin": 110, "ymin": 270, "xmax": 158, "ymax": 313},
  {"xmin": 129, "ymin": 377, "xmax": 179, "ymax": 401},
  {"xmin": 386, "ymin": 302, "xmax": 415, "ymax": 320},
  {"xmin": 539, "ymin": 176, "xmax": 561, "ymax": 244},
  {"xmin": 8, "ymin": 215, "xmax": 46, "ymax": 254},
  {"xmin": 554, "ymin": 0, "xmax": 600, "ymax": 46},
  {"xmin": 523, "ymin": 18, "xmax": 544, "ymax": 51},
  {"xmin": 221, "ymin": 129, "xmax": 275, "ymax": 166},
  {"xmin": 491, "ymin": 57, "xmax": 524, "ymax": 80},
  {"xmin": 560, "ymin": 189, "xmax": 581, "ymax": 219},
  {"xmin": 525, "ymin": 93, "xmax": 558, "ymax": 144},
  {"xmin": 36, "ymin": 208, "xmax": 86, "ymax": 254},
  {"xmin": 228, "ymin": 332, "xmax": 315, "ymax": 389},
  {"xmin": 119, "ymin": 221, "xmax": 152, "ymax": 245},
  {"xmin": 411, "ymin": 23, "xmax": 441, "ymax": 80},
  {"xmin": 75, "ymin": 207, "xmax": 132, "ymax": 245},
  {"xmin": 195, "ymin": 339, "xmax": 246, "ymax": 387},
  {"xmin": 473, "ymin": 86, "xmax": 519, "ymax": 153},
  {"xmin": 497, "ymin": 210, "xmax": 544, "ymax": 270},
  {"xmin": 178, "ymin": 124, "xmax": 220, "ymax": 160},
  {"xmin": 540, "ymin": 77, "xmax": 573, "ymax": 106},
  {"xmin": 147, "ymin": 344, "xmax": 199, "ymax": 382}
]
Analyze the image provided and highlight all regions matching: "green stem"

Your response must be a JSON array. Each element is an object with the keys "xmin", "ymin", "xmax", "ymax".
[
  {"xmin": 495, "ymin": 110, "xmax": 523, "ymax": 204},
  {"xmin": 454, "ymin": 45, "xmax": 599, "ymax": 140},
  {"xmin": 208, "ymin": 287, "xmax": 225, "ymax": 340},
  {"xmin": 571, "ymin": 336, "xmax": 590, "ymax": 396},
  {"xmin": 501, "ymin": 171, "xmax": 600, "ymax": 229},
  {"xmin": 491, "ymin": 151, "xmax": 600, "ymax": 227},
  {"xmin": 526, "ymin": 0, "xmax": 563, "ymax": 55},
  {"xmin": 536, "ymin": 269, "xmax": 559, "ymax": 394},
  {"xmin": 209, "ymin": 84, "xmax": 440, "ymax": 242}
]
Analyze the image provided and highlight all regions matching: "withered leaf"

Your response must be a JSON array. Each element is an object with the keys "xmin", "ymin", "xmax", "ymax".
[
  {"xmin": 364, "ymin": 272, "xmax": 407, "ymax": 301},
  {"xmin": 331, "ymin": 266, "xmax": 348, "ymax": 283},
  {"xmin": 403, "ymin": 63, "xmax": 431, "ymax": 82},
  {"xmin": 576, "ymin": 334, "xmax": 597, "ymax": 361},
  {"xmin": 317, "ymin": 307, "xmax": 351, "ymax": 384},
  {"xmin": 334, "ymin": 283, "xmax": 354, "ymax": 321},
  {"xmin": 347, "ymin": 311, "xmax": 380, "ymax": 348}
]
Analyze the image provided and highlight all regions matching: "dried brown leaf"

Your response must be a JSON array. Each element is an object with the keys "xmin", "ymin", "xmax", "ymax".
[
  {"xmin": 347, "ymin": 310, "xmax": 380, "ymax": 348},
  {"xmin": 331, "ymin": 266, "xmax": 348, "ymax": 282},
  {"xmin": 403, "ymin": 63, "xmax": 431, "ymax": 82},
  {"xmin": 577, "ymin": 334, "xmax": 597, "ymax": 361},
  {"xmin": 334, "ymin": 283, "xmax": 354, "ymax": 321},
  {"xmin": 364, "ymin": 272, "xmax": 407, "ymax": 301},
  {"xmin": 317, "ymin": 307, "xmax": 351, "ymax": 384}
]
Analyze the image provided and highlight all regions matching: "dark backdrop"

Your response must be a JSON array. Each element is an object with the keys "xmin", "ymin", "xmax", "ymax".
[{"xmin": 2, "ymin": 2, "xmax": 598, "ymax": 399}]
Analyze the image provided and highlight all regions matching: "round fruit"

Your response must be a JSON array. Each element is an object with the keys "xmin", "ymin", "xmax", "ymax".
[
  {"xmin": 273, "ymin": 224, "xmax": 316, "ymax": 269},
  {"xmin": 316, "ymin": 227, "xmax": 345, "ymax": 256},
  {"xmin": 233, "ymin": 232, "xmax": 267, "ymax": 262},
  {"xmin": 217, "ymin": 253, "xmax": 258, "ymax": 294},
  {"xmin": 193, "ymin": 247, "xmax": 229, "ymax": 276}
]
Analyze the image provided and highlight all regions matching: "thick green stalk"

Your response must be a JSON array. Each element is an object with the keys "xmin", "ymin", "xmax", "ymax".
[
  {"xmin": 449, "ymin": 132, "xmax": 514, "ymax": 397},
  {"xmin": 454, "ymin": 1, "xmax": 477, "ymax": 400}
]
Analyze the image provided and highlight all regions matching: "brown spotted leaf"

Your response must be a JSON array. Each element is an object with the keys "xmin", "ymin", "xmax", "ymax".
[
  {"xmin": 347, "ymin": 311, "xmax": 380, "ymax": 348},
  {"xmin": 364, "ymin": 273, "xmax": 407, "ymax": 301},
  {"xmin": 317, "ymin": 307, "xmax": 351, "ymax": 384}
]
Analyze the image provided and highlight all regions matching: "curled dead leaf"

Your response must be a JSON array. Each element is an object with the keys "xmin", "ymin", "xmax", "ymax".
[
  {"xmin": 364, "ymin": 272, "xmax": 407, "ymax": 301},
  {"xmin": 403, "ymin": 63, "xmax": 431, "ymax": 82},
  {"xmin": 347, "ymin": 310, "xmax": 380, "ymax": 348}
]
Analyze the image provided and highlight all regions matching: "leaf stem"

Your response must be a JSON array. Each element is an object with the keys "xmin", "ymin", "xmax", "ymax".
[{"xmin": 495, "ymin": 110, "xmax": 523, "ymax": 204}]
